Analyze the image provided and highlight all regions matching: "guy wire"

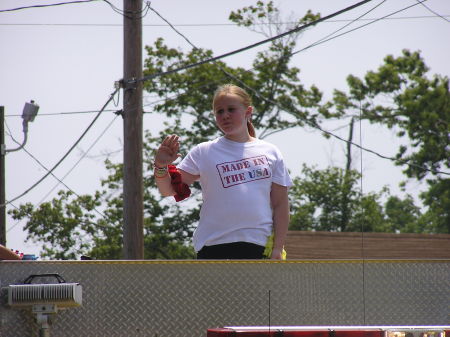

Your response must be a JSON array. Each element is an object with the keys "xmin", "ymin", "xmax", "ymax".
[
  {"xmin": 268, "ymin": 289, "xmax": 271, "ymax": 333},
  {"xmin": 359, "ymin": 100, "xmax": 366, "ymax": 325}
]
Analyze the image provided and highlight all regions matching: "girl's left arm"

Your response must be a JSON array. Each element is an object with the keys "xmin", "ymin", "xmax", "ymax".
[{"xmin": 270, "ymin": 183, "xmax": 290, "ymax": 260}]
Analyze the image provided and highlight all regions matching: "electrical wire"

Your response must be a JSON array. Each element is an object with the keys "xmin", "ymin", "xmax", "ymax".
[
  {"xmin": 6, "ymin": 219, "xmax": 22, "ymax": 233},
  {"xmin": 275, "ymin": 103, "xmax": 450, "ymax": 177},
  {"xmin": 4, "ymin": 121, "xmax": 79, "ymax": 196},
  {"xmin": 143, "ymin": 0, "xmax": 424, "ymax": 92},
  {"xmin": 290, "ymin": 0, "xmax": 387, "ymax": 55},
  {"xmin": 42, "ymin": 116, "xmax": 119, "ymax": 213},
  {"xmin": 0, "ymin": 0, "xmax": 151, "ymax": 19},
  {"xmin": 103, "ymin": 0, "xmax": 151, "ymax": 19},
  {"xmin": 84, "ymin": 148, "xmax": 122, "ymax": 158},
  {"xmin": 1, "ymin": 87, "xmax": 120, "ymax": 208},
  {"xmin": 291, "ymin": 0, "xmax": 432, "ymax": 56},
  {"xmin": 415, "ymin": 0, "xmax": 450, "ymax": 22},
  {"xmin": 0, "ymin": 0, "xmax": 99, "ymax": 13},
  {"xmin": 5, "ymin": 109, "xmax": 118, "ymax": 117},
  {"xmin": 148, "ymin": 4, "xmax": 198, "ymax": 48},
  {"xmin": 4, "ymin": 124, "xmax": 92, "ymax": 233},
  {"xmin": 132, "ymin": 0, "xmax": 375, "ymax": 85},
  {"xmin": 38, "ymin": 114, "xmax": 120, "ymax": 207},
  {"xmin": 1, "ymin": 15, "xmax": 449, "ymax": 27},
  {"xmin": 5, "ymin": 203, "xmax": 25, "ymax": 234},
  {"xmin": 358, "ymin": 101, "xmax": 367, "ymax": 325}
]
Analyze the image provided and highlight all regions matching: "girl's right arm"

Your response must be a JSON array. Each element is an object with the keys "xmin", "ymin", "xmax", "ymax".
[
  {"xmin": 154, "ymin": 167, "xmax": 199, "ymax": 197},
  {"xmin": 154, "ymin": 168, "xmax": 176, "ymax": 197}
]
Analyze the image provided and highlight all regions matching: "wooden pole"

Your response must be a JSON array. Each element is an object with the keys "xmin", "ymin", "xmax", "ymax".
[{"xmin": 122, "ymin": 0, "xmax": 144, "ymax": 259}]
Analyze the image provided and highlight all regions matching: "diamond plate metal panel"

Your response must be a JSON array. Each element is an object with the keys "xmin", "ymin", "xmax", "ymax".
[
  {"xmin": 0, "ymin": 260, "xmax": 448, "ymax": 337},
  {"xmin": 364, "ymin": 261, "xmax": 450, "ymax": 325}
]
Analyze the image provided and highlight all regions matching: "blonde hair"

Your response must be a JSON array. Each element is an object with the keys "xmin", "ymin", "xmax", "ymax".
[{"xmin": 212, "ymin": 84, "xmax": 256, "ymax": 137}]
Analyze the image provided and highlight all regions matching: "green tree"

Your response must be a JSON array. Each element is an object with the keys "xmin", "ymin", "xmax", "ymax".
[
  {"xmin": 329, "ymin": 49, "xmax": 450, "ymax": 233},
  {"xmin": 289, "ymin": 164, "xmax": 390, "ymax": 232},
  {"xmin": 289, "ymin": 165, "xmax": 429, "ymax": 234},
  {"xmin": 419, "ymin": 178, "xmax": 450, "ymax": 234},
  {"xmin": 383, "ymin": 194, "xmax": 422, "ymax": 233},
  {"xmin": 339, "ymin": 50, "xmax": 449, "ymax": 180},
  {"xmin": 10, "ymin": 190, "xmax": 103, "ymax": 260}
]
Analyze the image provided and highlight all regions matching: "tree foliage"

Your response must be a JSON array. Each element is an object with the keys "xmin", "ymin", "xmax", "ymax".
[
  {"xmin": 335, "ymin": 50, "xmax": 449, "ymax": 180},
  {"xmin": 329, "ymin": 49, "xmax": 450, "ymax": 233},
  {"xmin": 419, "ymin": 178, "xmax": 450, "ymax": 234},
  {"xmin": 289, "ymin": 164, "xmax": 386, "ymax": 232},
  {"xmin": 289, "ymin": 164, "xmax": 431, "ymax": 234}
]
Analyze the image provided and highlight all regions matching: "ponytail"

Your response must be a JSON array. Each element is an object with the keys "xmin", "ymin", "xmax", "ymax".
[{"xmin": 247, "ymin": 119, "xmax": 256, "ymax": 137}]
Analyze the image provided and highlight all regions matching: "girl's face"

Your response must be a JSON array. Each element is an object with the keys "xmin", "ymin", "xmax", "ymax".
[{"xmin": 213, "ymin": 94, "xmax": 252, "ymax": 142}]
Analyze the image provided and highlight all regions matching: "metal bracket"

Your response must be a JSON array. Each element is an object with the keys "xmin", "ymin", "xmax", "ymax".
[
  {"xmin": 116, "ymin": 78, "xmax": 138, "ymax": 90},
  {"xmin": 32, "ymin": 304, "xmax": 58, "ymax": 315}
]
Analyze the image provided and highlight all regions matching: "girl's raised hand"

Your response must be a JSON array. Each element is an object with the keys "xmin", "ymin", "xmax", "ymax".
[{"xmin": 155, "ymin": 134, "xmax": 181, "ymax": 166}]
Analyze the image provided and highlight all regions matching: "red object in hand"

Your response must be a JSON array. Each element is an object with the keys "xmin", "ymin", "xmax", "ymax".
[{"xmin": 168, "ymin": 165, "xmax": 191, "ymax": 202}]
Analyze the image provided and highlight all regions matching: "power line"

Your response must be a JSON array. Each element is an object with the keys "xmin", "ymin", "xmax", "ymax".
[
  {"xmin": 38, "ymin": 114, "xmax": 120, "ymax": 205},
  {"xmin": 0, "ymin": 0, "xmax": 151, "ymax": 19},
  {"xmin": 1, "ymin": 87, "xmax": 120, "ymax": 207},
  {"xmin": 102, "ymin": 0, "xmax": 151, "ymax": 19},
  {"xmin": 144, "ymin": 0, "xmax": 429, "ymax": 82},
  {"xmin": 4, "ymin": 124, "xmax": 93, "ymax": 233},
  {"xmin": 5, "ymin": 203, "xmax": 24, "ymax": 234},
  {"xmin": 5, "ymin": 109, "xmax": 118, "ymax": 117},
  {"xmin": 2, "ymin": 15, "xmax": 449, "ymax": 27},
  {"xmin": 291, "ymin": 0, "xmax": 427, "ymax": 56},
  {"xmin": 6, "ymin": 219, "xmax": 22, "ymax": 234},
  {"xmin": 4, "ymin": 121, "xmax": 78, "ymax": 196},
  {"xmin": 0, "ymin": 0, "xmax": 99, "ymax": 13},
  {"xmin": 139, "ymin": 0, "xmax": 438, "ymax": 87},
  {"xmin": 415, "ymin": 0, "xmax": 450, "ymax": 23},
  {"xmin": 130, "ymin": 0, "xmax": 375, "ymax": 85},
  {"xmin": 289, "ymin": 0, "xmax": 388, "ymax": 55},
  {"xmin": 149, "ymin": 5, "xmax": 198, "ymax": 51}
]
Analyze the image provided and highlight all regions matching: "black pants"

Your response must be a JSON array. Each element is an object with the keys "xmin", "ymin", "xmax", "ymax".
[{"xmin": 196, "ymin": 242, "xmax": 265, "ymax": 259}]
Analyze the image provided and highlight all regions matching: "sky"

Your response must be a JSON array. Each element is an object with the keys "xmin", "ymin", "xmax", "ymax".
[{"xmin": 1, "ymin": 0, "xmax": 449, "ymax": 258}]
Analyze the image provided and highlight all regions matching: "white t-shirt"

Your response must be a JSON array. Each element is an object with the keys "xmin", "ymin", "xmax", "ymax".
[{"xmin": 178, "ymin": 136, "xmax": 292, "ymax": 252}]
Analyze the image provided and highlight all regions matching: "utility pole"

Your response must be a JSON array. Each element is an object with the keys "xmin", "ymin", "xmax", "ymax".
[
  {"xmin": 0, "ymin": 103, "xmax": 39, "ymax": 248},
  {"xmin": 0, "ymin": 106, "xmax": 6, "ymax": 246},
  {"xmin": 122, "ymin": 0, "xmax": 144, "ymax": 259}
]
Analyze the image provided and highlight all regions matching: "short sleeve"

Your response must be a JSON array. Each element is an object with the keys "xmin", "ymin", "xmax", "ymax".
[
  {"xmin": 177, "ymin": 145, "xmax": 201, "ymax": 176},
  {"xmin": 271, "ymin": 150, "xmax": 293, "ymax": 187}
]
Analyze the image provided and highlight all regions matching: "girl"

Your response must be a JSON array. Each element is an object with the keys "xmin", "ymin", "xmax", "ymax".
[{"xmin": 154, "ymin": 84, "xmax": 292, "ymax": 259}]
